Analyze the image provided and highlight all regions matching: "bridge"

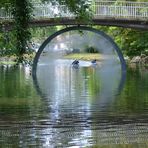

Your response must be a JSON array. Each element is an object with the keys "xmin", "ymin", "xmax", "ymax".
[{"xmin": 0, "ymin": 1, "xmax": 148, "ymax": 29}]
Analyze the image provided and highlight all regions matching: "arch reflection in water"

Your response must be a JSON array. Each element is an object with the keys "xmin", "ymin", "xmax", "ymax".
[
  {"xmin": 32, "ymin": 26, "xmax": 127, "ymax": 146},
  {"xmin": 32, "ymin": 60, "xmax": 126, "ymax": 147},
  {"xmin": 35, "ymin": 59, "xmax": 125, "ymax": 106}
]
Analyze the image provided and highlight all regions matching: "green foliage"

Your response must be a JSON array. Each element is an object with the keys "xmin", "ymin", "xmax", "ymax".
[
  {"xmin": 0, "ymin": 0, "xmax": 11, "ymax": 8},
  {"xmin": 0, "ymin": 0, "xmax": 92, "ymax": 63},
  {"xmin": 0, "ymin": 0, "xmax": 33, "ymax": 63},
  {"xmin": 10, "ymin": 0, "xmax": 33, "ymax": 62},
  {"xmin": 0, "ymin": 29, "xmax": 17, "ymax": 56},
  {"xmin": 114, "ymin": 29, "xmax": 148, "ymax": 57},
  {"xmin": 0, "ymin": 0, "xmax": 148, "ymax": 61},
  {"xmin": 42, "ymin": 0, "xmax": 93, "ymax": 23},
  {"xmin": 85, "ymin": 46, "xmax": 98, "ymax": 53},
  {"xmin": 30, "ymin": 26, "xmax": 58, "ymax": 42},
  {"xmin": 96, "ymin": 26, "xmax": 148, "ymax": 57}
]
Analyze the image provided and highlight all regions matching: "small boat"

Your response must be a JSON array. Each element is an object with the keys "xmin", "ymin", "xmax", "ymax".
[
  {"xmin": 72, "ymin": 60, "xmax": 79, "ymax": 65},
  {"xmin": 91, "ymin": 59, "xmax": 97, "ymax": 65},
  {"xmin": 72, "ymin": 60, "xmax": 79, "ymax": 68}
]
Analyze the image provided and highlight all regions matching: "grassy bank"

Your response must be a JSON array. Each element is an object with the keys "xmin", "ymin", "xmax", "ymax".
[
  {"xmin": 0, "ymin": 61, "xmax": 16, "ymax": 65},
  {"xmin": 0, "ymin": 53, "xmax": 35, "ymax": 65},
  {"xmin": 0, "ymin": 53, "xmax": 102, "ymax": 65},
  {"xmin": 0, "ymin": 56, "xmax": 16, "ymax": 65},
  {"xmin": 63, "ymin": 53, "xmax": 102, "ymax": 61}
]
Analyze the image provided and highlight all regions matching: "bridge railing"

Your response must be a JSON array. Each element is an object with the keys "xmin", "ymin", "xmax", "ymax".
[
  {"xmin": 0, "ymin": 1, "xmax": 148, "ymax": 20},
  {"xmin": 0, "ymin": 7, "xmax": 12, "ymax": 19},
  {"xmin": 33, "ymin": 3, "xmax": 74, "ymax": 18},
  {"xmin": 92, "ymin": 1, "xmax": 148, "ymax": 19}
]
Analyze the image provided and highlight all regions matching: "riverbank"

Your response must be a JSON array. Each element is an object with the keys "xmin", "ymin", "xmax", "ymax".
[
  {"xmin": 0, "ymin": 54, "xmax": 148, "ymax": 69},
  {"xmin": 63, "ymin": 53, "xmax": 102, "ymax": 61},
  {"xmin": 127, "ymin": 55, "xmax": 148, "ymax": 68},
  {"xmin": 0, "ymin": 56, "xmax": 16, "ymax": 65},
  {"xmin": 0, "ymin": 54, "xmax": 35, "ymax": 65},
  {"xmin": 0, "ymin": 53, "xmax": 102, "ymax": 65}
]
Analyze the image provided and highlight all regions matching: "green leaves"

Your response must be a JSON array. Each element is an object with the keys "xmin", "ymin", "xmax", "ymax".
[
  {"xmin": 10, "ymin": 0, "xmax": 33, "ymax": 63},
  {"xmin": 95, "ymin": 26, "xmax": 148, "ymax": 57},
  {"xmin": 1, "ymin": 0, "xmax": 148, "ymax": 62},
  {"xmin": 42, "ymin": 0, "xmax": 93, "ymax": 23},
  {"xmin": 1, "ymin": 0, "xmax": 93, "ymax": 63}
]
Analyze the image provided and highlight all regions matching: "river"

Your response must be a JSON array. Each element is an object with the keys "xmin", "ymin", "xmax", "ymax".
[{"xmin": 0, "ymin": 61, "xmax": 148, "ymax": 147}]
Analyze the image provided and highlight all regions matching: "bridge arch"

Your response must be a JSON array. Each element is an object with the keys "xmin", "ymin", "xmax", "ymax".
[{"xmin": 32, "ymin": 26, "xmax": 126, "ymax": 76}]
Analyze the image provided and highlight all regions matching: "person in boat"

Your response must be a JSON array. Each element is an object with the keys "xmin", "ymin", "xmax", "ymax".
[
  {"xmin": 91, "ymin": 59, "xmax": 97, "ymax": 64},
  {"xmin": 72, "ymin": 59, "xmax": 79, "ymax": 68},
  {"xmin": 72, "ymin": 59, "xmax": 79, "ymax": 65}
]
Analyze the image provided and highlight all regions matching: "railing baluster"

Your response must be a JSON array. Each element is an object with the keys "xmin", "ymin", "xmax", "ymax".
[{"xmin": 0, "ymin": 1, "xmax": 148, "ymax": 20}]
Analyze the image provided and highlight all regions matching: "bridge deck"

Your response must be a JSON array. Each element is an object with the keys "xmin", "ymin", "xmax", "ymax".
[
  {"xmin": 2, "ymin": 17, "xmax": 148, "ymax": 30},
  {"xmin": 0, "ymin": 1, "xmax": 148, "ymax": 29}
]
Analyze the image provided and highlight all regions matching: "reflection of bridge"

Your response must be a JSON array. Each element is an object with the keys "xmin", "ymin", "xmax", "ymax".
[{"xmin": 0, "ymin": 1, "xmax": 148, "ymax": 29}]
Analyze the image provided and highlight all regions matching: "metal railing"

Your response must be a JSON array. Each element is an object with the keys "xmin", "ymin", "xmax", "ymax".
[
  {"xmin": 92, "ymin": 1, "xmax": 148, "ymax": 19},
  {"xmin": 0, "ymin": 7, "xmax": 12, "ymax": 19},
  {"xmin": 0, "ymin": 1, "xmax": 148, "ymax": 20}
]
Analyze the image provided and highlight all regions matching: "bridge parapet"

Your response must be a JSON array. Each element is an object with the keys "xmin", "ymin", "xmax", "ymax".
[
  {"xmin": 92, "ymin": 1, "xmax": 148, "ymax": 19},
  {"xmin": 0, "ymin": 1, "xmax": 148, "ymax": 20}
]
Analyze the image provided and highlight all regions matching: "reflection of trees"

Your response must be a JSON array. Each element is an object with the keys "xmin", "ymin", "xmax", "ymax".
[
  {"xmin": 89, "ymin": 66, "xmax": 148, "ymax": 146},
  {"xmin": 0, "ymin": 65, "xmax": 43, "ymax": 147},
  {"xmin": 0, "ymin": 64, "xmax": 146, "ymax": 146},
  {"xmin": 113, "ymin": 67, "xmax": 148, "ymax": 114},
  {"xmin": 0, "ymin": 66, "xmax": 36, "ymax": 99},
  {"xmin": 81, "ymin": 67, "xmax": 100, "ymax": 100}
]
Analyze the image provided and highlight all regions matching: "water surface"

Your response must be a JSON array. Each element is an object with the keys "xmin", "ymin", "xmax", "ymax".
[{"xmin": 0, "ymin": 63, "xmax": 148, "ymax": 147}]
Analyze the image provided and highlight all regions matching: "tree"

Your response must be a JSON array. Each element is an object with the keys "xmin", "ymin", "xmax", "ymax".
[
  {"xmin": 0, "ymin": 0, "xmax": 33, "ymax": 63},
  {"xmin": 41, "ymin": 0, "xmax": 92, "ymax": 22},
  {"xmin": 95, "ymin": 25, "xmax": 148, "ymax": 57},
  {"xmin": 0, "ymin": 0, "xmax": 92, "ymax": 63},
  {"xmin": 11, "ymin": 0, "xmax": 33, "ymax": 62}
]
